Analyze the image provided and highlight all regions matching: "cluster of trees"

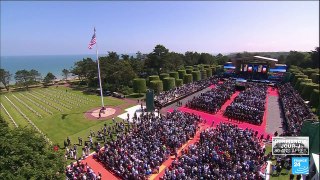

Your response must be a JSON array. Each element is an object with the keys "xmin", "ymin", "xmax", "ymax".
[
  {"xmin": 70, "ymin": 45, "xmax": 229, "ymax": 94},
  {"xmin": 288, "ymin": 65, "xmax": 319, "ymax": 114},
  {"xmin": 0, "ymin": 116, "xmax": 65, "ymax": 179},
  {"xmin": 1, "ymin": 45, "xmax": 318, "ymax": 93},
  {"xmin": 0, "ymin": 68, "xmax": 71, "ymax": 91}
]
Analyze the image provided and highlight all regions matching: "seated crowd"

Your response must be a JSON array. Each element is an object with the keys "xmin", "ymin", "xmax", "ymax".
[
  {"xmin": 278, "ymin": 83, "xmax": 316, "ymax": 136},
  {"xmin": 186, "ymin": 79, "xmax": 236, "ymax": 114},
  {"xmin": 96, "ymin": 110, "xmax": 202, "ymax": 179},
  {"xmin": 224, "ymin": 83, "xmax": 267, "ymax": 125},
  {"xmin": 154, "ymin": 76, "xmax": 219, "ymax": 107},
  {"xmin": 162, "ymin": 123, "xmax": 267, "ymax": 180},
  {"xmin": 66, "ymin": 161, "xmax": 101, "ymax": 180}
]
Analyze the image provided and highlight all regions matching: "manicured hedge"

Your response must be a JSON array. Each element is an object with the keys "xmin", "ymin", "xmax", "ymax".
[
  {"xmin": 193, "ymin": 67, "xmax": 199, "ymax": 71},
  {"xmin": 185, "ymin": 66, "xmax": 193, "ymax": 69},
  {"xmin": 149, "ymin": 80, "xmax": 163, "ymax": 94},
  {"xmin": 302, "ymin": 83, "xmax": 319, "ymax": 100},
  {"xmin": 175, "ymin": 79, "xmax": 183, "ymax": 87},
  {"xmin": 183, "ymin": 74, "xmax": 193, "ymax": 84},
  {"xmin": 133, "ymin": 78, "xmax": 147, "ymax": 93},
  {"xmin": 163, "ymin": 77, "xmax": 176, "ymax": 91},
  {"xmin": 303, "ymin": 68, "xmax": 319, "ymax": 78},
  {"xmin": 293, "ymin": 74, "xmax": 308, "ymax": 85},
  {"xmin": 169, "ymin": 72, "xmax": 179, "ymax": 80},
  {"xmin": 178, "ymin": 70, "xmax": 186, "ymax": 79},
  {"xmin": 211, "ymin": 66, "xmax": 216, "ymax": 75},
  {"xmin": 192, "ymin": 71, "xmax": 201, "ymax": 81},
  {"xmin": 295, "ymin": 78, "xmax": 312, "ymax": 90},
  {"xmin": 204, "ymin": 65, "xmax": 210, "ymax": 69},
  {"xmin": 149, "ymin": 75, "xmax": 160, "ymax": 82},
  {"xmin": 186, "ymin": 69, "xmax": 193, "ymax": 74},
  {"xmin": 310, "ymin": 89, "xmax": 320, "ymax": 108},
  {"xmin": 160, "ymin": 73, "xmax": 169, "ymax": 80},
  {"xmin": 201, "ymin": 70, "xmax": 207, "ymax": 80},
  {"xmin": 206, "ymin": 68, "xmax": 212, "ymax": 77},
  {"xmin": 311, "ymin": 73, "xmax": 319, "ymax": 84},
  {"xmin": 298, "ymin": 82, "xmax": 308, "ymax": 94}
]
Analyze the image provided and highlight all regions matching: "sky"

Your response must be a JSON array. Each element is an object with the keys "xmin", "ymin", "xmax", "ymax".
[{"xmin": 1, "ymin": 1, "xmax": 319, "ymax": 56}]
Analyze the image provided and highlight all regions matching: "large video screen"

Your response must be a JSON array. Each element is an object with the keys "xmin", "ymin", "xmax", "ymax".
[{"xmin": 241, "ymin": 64, "xmax": 267, "ymax": 73}]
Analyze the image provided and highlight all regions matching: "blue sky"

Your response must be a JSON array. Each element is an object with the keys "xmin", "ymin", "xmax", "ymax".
[{"xmin": 1, "ymin": 1, "xmax": 319, "ymax": 56}]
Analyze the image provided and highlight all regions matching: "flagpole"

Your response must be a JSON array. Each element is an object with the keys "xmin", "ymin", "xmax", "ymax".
[{"xmin": 95, "ymin": 29, "xmax": 105, "ymax": 109}]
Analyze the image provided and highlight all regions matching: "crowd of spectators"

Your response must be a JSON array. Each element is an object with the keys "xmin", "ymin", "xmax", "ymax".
[
  {"xmin": 224, "ymin": 83, "xmax": 268, "ymax": 125},
  {"xmin": 66, "ymin": 161, "xmax": 101, "ymax": 180},
  {"xmin": 278, "ymin": 83, "xmax": 316, "ymax": 136},
  {"xmin": 96, "ymin": 110, "xmax": 202, "ymax": 179},
  {"xmin": 162, "ymin": 123, "xmax": 267, "ymax": 180},
  {"xmin": 154, "ymin": 76, "xmax": 219, "ymax": 108},
  {"xmin": 186, "ymin": 79, "xmax": 236, "ymax": 114}
]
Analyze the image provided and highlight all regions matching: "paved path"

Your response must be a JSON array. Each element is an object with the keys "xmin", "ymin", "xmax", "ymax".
[{"xmin": 266, "ymin": 89, "xmax": 284, "ymax": 135}]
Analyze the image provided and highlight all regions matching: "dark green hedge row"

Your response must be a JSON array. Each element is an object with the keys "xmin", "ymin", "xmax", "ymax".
[
  {"xmin": 133, "ymin": 78, "xmax": 146, "ymax": 93},
  {"xmin": 175, "ymin": 79, "xmax": 183, "ymax": 87},
  {"xmin": 149, "ymin": 80, "xmax": 163, "ymax": 94},
  {"xmin": 163, "ymin": 77, "xmax": 176, "ymax": 91},
  {"xmin": 169, "ymin": 72, "xmax": 179, "ymax": 80},
  {"xmin": 183, "ymin": 74, "xmax": 193, "ymax": 84},
  {"xmin": 160, "ymin": 73, "xmax": 169, "ymax": 80},
  {"xmin": 192, "ymin": 71, "xmax": 201, "ymax": 81},
  {"xmin": 178, "ymin": 70, "xmax": 186, "ymax": 79}
]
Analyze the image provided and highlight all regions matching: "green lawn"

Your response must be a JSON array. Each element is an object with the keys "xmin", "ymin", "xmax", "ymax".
[
  {"xmin": 265, "ymin": 145, "xmax": 292, "ymax": 180},
  {"xmin": 0, "ymin": 86, "xmax": 126, "ymax": 146}
]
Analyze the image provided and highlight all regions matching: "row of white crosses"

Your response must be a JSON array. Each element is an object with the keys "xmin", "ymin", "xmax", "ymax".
[
  {"xmin": 27, "ymin": 92, "xmax": 63, "ymax": 112},
  {"xmin": 12, "ymin": 94, "xmax": 43, "ymax": 118},
  {"xmin": 19, "ymin": 93, "xmax": 53, "ymax": 115},
  {"xmin": 40, "ymin": 89, "xmax": 80, "ymax": 107},
  {"xmin": 0, "ymin": 103, "xmax": 18, "ymax": 128},
  {"xmin": 45, "ymin": 89, "xmax": 88, "ymax": 105},
  {"xmin": 32, "ymin": 91, "xmax": 72, "ymax": 110},
  {"xmin": 52, "ymin": 89, "xmax": 94, "ymax": 102},
  {"xmin": 4, "ymin": 95, "xmax": 52, "ymax": 144}
]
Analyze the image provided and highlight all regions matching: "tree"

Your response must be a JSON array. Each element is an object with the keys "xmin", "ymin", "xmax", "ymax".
[
  {"xmin": 0, "ymin": 116, "xmax": 65, "ymax": 179},
  {"xmin": 62, "ymin": 69, "xmax": 70, "ymax": 81},
  {"xmin": 121, "ymin": 54, "xmax": 130, "ymax": 61},
  {"xmin": 145, "ymin": 45, "xmax": 169, "ymax": 74},
  {"xmin": 14, "ymin": 70, "xmax": 33, "ymax": 89},
  {"xmin": 0, "ymin": 69, "xmax": 11, "ymax": 91},
  {"xmin": 310, "ymin": 47, "xmax": 319, "ymax": 68},
  {"xmin": 43, "ymin": 72, "xmax": 56, "ymax": 86},
  {"xmin": 29, "ymin": 69, "xmax": 41, "ymax": 82},
  {"xmin": 70, "ymin": 58, "xmax": 97, "ymax": 85}
]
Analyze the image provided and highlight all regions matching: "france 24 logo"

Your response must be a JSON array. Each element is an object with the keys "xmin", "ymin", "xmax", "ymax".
[{"xmin": 292, "ymin": 157, "xmax": 309, "ymax": 175}]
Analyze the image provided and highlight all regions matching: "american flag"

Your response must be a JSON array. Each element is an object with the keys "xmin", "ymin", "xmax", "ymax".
[{"xmin": 88, "ymin": 28, "xmax": 96, "ymax": 49}]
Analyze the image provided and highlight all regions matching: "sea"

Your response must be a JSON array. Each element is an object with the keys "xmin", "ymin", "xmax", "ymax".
[{"xmin": 0, "ymin": 54, "xmax": 135, "ymax": 83}]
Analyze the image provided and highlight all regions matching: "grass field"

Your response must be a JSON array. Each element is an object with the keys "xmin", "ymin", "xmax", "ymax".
[{"xmin": 0, "ymin": 86, "xmax": 127, "ymax": 146}]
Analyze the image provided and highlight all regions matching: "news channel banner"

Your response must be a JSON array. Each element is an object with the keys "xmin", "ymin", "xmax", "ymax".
[{"xmin": 272, "ymin": 137, "xmax": 309, "ymax": 175}]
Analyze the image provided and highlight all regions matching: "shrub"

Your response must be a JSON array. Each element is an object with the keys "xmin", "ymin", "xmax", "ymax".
[
  {"xmin": 204, "ymin": 65, "xmax": 210, "ymax": 69},
  {"xmin": 192, "ymin": 71, "xmax": 201, "ymax": 81},
  {"xmin": 178, "ymin": 70, "xmax": 186, "ymax": 79},
  {"xmin": 201, "ymin": 70, "xmax": 207, "ymax": 80},
  {"xmin": 149, "ymin": 80, "xmax": 163, "ymax": 94},
  {"xmin": 303, "ymin": 68, "xmax": 319, "ymax": 78},
  {"xmin": 183, "ymin": 74, "xmax": 193, "ymax": 84},
  {"xmin": 186, "ymin": 69, "xmax": 193, "ymax": 74},
  {"xmin": 163, "ymin": 77, "xmax": 176, "ymax": 91},
  {"xmin": 211, "ymin": 66, "xmax": 216, "ymax": 75},
  {"xmin": 206, "ymin": 68, "xmax": 212, "ymax": 77},
  {"xmin": 149, "ymin": 75, "xmax": 160, "ymax": 82},
  {"xmin": 185, "ymin": 66, "xmax": 193, "ymax": 69},
  {"xmin": 298, "ymin": 82, "xmax": 308, "ymax": 94},
  {"xmin": 295, "ymin": 78, "xmax": 311, "ymax": 90},
  {"xmin": 311, "ymin": 73, "xmax": 319, "ymax": 84},
  {"xmin": 310, "ymin": 89, "xmax": 320, "ymax": 108},
  {"xmin": 133, "ymin": 78, "xmax": 147, "ymax": 94},
  {"xmin": 293, "ymin": 74, "xmax": 308, "ymax": 85},
  {"xmin": 175, "ymin": 79, "xmax": 183, "ymax": 87},
  {"xmin": 193, "ymin": 67, "xmax": 199, "ymax": 71},
  {"xmin": 169, "ymin": 72, "xmax": 179, "ymax": 80},
  {"xmin": 302, "ymin": 83, "xmax": 319, "ymax": 100},
  {"xmin": 160, "ymin": 73, "xmax": 169, "ymax": 80}
]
